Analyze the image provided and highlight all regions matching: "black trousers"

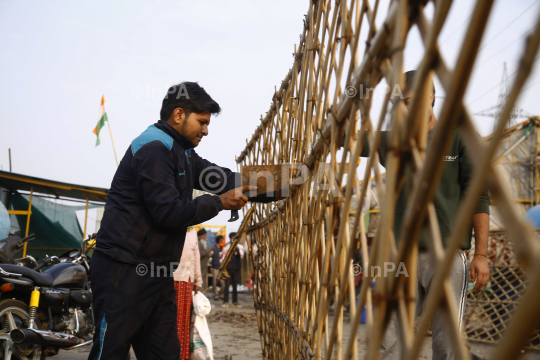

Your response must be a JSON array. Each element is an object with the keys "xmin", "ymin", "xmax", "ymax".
[
  {"xmin": 87, "ymin": 251, "xmax": 180, "ymax": 360},
  {"xmin": 223, "ymin": 268, "xmax": 241, "ymax": 304}
]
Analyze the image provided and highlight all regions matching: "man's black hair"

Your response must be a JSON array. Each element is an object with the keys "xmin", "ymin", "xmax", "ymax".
[
  {"xmin": 216, "ymin": 235, "xmax": 224, "ymax": 243},
  {"xmin": 403, "ymin": 70, "xmax": 436, "ymax": 108},
  {"xmin": 229, "ymin": 232, "xmax": 237, "ymax": 239},
  {"xmin": 160, "ymin": 82, "xmax": 221, "ymax": 121}
]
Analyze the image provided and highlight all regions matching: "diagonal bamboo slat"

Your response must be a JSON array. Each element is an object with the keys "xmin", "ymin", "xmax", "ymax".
[{"xmin": 236, "ymin": 1, "xmax": 540, "ymax": 359}]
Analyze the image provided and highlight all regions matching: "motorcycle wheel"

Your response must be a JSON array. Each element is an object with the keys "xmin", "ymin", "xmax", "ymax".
[{"xmin": 0, "ymin": 299, "xmax": 45, "ymax": 360}]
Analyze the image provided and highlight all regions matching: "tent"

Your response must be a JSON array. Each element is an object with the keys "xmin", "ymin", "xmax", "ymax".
[
  {"xmin": 0, "ymin": 170, "xmax": 108, "ymax": 260},
  {"xmin": 487, "ymin": 117, "xmax": 540, "ymax": 230}
]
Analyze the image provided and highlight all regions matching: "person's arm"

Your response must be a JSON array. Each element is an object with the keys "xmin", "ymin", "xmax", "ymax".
[
  {"xmin": 359, "ymin": 130, "xmax": 371, "ymax": 157},
  {"xmin": 191, "ymin": 150, "xmax": 255, "ymax": 210},
  {"xmin": 194, "ymin": 239, "xmax": 203, "ymax": 292},
  {"xmin": 220, "ymin": 246, "xmax": 229, "ymax": 262},
  {"xmin": 470, "ymin": 213, "xmax": 490, "ymax": 292},
  {"xmin": 192, "ymin": 151, "xmax": 240, "ymax": 195},
  {"xmin": 459, "ymin": 132, "xmax": 491, "ymax": 292},
  {"xmin": 210, "ymin": 245, "xmax": 216, "ymax": 262},
  {"xmin": 132, "ymin": 142, "xmax": 223, "ymax": 228},
  {"xmin": 199, "ymin": 241, "xmax": 212, "ymax": 257},
  {"xmin": 358, "ymin": 130, "xmax": 389, "ymax": 167}
]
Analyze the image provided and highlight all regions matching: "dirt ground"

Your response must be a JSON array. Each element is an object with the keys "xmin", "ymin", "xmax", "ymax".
[
  {"xmin": 206, "ymin": 291, "xmax": 263, "ymax": 360},
  {"xmin": 54, "ymin": 290, "xmax": 540, "ymax": 359},
  {"xmin": 203, "ymin": 291, "xmax": 540, "ymax": 360}
]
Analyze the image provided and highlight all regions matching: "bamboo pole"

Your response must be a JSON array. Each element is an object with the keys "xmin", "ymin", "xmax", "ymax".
[{"xmin": 217, "ymin": 206, "xmax": 255, "ymax": 280}]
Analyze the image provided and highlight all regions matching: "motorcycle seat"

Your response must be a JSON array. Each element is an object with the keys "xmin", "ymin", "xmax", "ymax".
[{"xmin": 0, "ymin": 264, "xmax": 53, "ymax": 287}]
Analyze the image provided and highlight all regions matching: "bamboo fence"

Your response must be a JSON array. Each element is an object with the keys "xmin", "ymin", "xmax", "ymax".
[
  {"xmin": 236, "ymin": 0, "xmax": 540, "ymax": 359},
  {"xmin": 463, "ymin": 231, "xmax": 540, "ymax": 351},
  {"xmin": 350, "ymin": 119, "xmax": 540, "ymax": 350}
]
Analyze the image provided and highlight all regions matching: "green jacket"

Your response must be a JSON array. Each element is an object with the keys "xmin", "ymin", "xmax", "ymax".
[{"xmin": 360, "ymin": 127, "xmax": 490, "ymax": 250}]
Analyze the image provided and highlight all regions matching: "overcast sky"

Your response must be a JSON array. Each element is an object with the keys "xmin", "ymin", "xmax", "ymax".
[{"xmin": 1, "ymin": 0, "xmax": 539, "ymax": 233}]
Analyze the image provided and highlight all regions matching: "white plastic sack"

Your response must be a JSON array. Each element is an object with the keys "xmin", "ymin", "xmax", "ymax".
[{"xmin": 191, "ymin": 292, "xmax": 213, "ymax": 360}]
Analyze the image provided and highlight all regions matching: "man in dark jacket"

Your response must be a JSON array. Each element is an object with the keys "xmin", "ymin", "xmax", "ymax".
[
  {"xmin": 222, "ymin": 232, "xmax": 243, "ymax": 308},
  {"xmin": 88, "ymin": 82, "xmax": 253, "ymax": 360},
  {"xmin": 357, "ymin": 71, "xmax": 490, "ymax": 360},
  {"xmin": 211, "ymin": 235, "xmax": 224, "ymax": 300}
]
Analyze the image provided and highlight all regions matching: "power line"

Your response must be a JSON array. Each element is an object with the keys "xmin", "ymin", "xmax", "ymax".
[
  {"xmin": 474, "ymin": 27, "xmax": 534, "ymax": 69},
  {"xmin": 467, "ymin": 0, "xmax": 540, "ymax": 107},
  {"xmin": 477, "ymin": 0, "xmax": 540, "ymax": 53},
  {"xmin": 520, "ymin": 78, "xmax": 540, "ymax": 94},
  {"xmin": 468, "ymin": 76, "xmax": 514, "ymax": 106},
  {"xmin": 468, "ymin": 56, "xmax": 540, "ymax": 106},
  {"xmin": 476, "ymin": 63, "xmax": 532, "ymax": 129},
  {"xmin": 439, "ymin": 14, "xmax": 472, "ymax": 46}
]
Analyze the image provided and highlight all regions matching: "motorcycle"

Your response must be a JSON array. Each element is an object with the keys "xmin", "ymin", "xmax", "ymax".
[
  {"xmin": 0, "ymin": 234, "xmax": 96, "ymax": 359},
  {"xmin": 55, "ymin": 246, "xmax": 91, "ymax": 279},
  {"xmin": 0, "ymin": 234, "xmax": 39, "ymax": 269}
]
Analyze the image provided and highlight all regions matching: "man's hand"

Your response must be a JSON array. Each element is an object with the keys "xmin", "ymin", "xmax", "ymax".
[
  {"xmin": 194, "ymin": 285, "xmax": 202, "ymax": 294},
  {"xmin": 219, "ymin": 185, "xmax": 256, "ymax": 210},
  {"xmin": 470, "ymin": 254, "xmax": 489, "ymax": 292}
]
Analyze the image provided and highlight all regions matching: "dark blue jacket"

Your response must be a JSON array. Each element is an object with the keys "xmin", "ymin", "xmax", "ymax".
[
  {"xmin": 225, "ymin": 245, "xmax": 242, "ymax": 270},
  {"xmin": 211, "ymin": 244, "xmax": 222, "ymax": 269},
  {"xmin": 96, "ymin": 120, "xmax": 238, "ymax": 265}
]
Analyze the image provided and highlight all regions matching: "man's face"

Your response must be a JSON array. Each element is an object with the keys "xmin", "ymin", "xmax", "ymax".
[
  {"xmin": 168, "ymin": 109, "xmax": 210, "ymax": 147},
  {"xmin": 403, "ymin": 90, "xmax": 413, "ymax": 109},
  {"xmin": 199, "ymin": 234, "xmax": 207, "ymax": 241},
  {"xmin": 402, "ymin": 90, "xmax": 434, "ymax": 110}
]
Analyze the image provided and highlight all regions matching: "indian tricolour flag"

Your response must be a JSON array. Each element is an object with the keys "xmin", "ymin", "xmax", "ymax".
[{"xmin": 93, "ymin": 95, "xmax": 109, "ymax": 146}]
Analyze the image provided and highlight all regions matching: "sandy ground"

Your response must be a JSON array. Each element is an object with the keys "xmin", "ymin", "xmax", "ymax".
[
  {"xmin": 206, "ymin": 292, "xmax": 263, "ymax": 360},
  {"xmin": 54, "ymin": 290, "xmax": 540, "ymax": 359}
]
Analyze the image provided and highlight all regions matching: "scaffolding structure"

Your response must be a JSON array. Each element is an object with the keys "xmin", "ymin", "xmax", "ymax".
[
  {"xmin": 464, "ymin": 117, "xmax": 540, "ymax": 350},
  {"xmin": 235, "ymin": 1, "xmax": 540, "ymax": 359}
]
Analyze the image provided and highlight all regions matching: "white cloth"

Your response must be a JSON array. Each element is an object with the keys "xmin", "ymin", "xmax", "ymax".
[
  {"xmin": 192, "ymin": 292, "xmax": 213, "ymax": 360},
  {"xmin": 173, "ymin": 228, "xmax": 203, "ymax": 287},
  {"xmin": 220, "ymin": 243, "xmax": 245, "ymax": 262}
]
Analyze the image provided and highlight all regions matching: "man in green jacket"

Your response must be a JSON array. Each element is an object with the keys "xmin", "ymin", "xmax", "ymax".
[{"xmin": 358, "ymin": 71, "xmax": 490, "ymax": 360}]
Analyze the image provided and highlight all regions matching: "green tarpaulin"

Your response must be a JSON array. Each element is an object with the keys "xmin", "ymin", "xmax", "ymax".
[{"xmin": 7, "ymin": 194, "xmax": 98, "ymax": 260}]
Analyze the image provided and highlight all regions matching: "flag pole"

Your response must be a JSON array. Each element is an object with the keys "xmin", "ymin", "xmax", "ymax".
[
  {"xmin": 99, "ymin": 95, "xmax": 119, "ymax": 167},
  {"xmin": 107, "ymin": 120, "xmax": 119, "ymax": 167}
]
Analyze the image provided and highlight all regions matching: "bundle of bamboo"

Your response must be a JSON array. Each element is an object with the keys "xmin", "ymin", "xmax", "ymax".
[{"xmin": 236, "ymin": 1, "xmax": 540, "ymax": 359}]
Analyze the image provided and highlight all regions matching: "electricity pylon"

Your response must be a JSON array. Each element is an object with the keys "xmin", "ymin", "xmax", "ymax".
[{"xmin": 475, "ymin": 63, "xmax": 532, "ymax": 130}]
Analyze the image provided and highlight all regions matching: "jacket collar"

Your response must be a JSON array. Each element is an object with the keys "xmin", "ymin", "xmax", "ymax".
[{"xmin": 155, "ymin": 120, "xmax": 194, "ymax": 150}]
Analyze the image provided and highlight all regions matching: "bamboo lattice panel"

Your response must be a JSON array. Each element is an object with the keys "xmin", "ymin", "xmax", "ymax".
[
  {"xmin": 464, "ymin": 232, "xmax": 540, "ymax": 351},
  {"xmin": 236, "ymin": 0, "xmax": 540, "ymax": 359}
]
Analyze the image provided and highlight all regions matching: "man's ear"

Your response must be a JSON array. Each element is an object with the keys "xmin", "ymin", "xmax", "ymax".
[{"xmin": 172, "ymin": 108, "xmax": 185, "ymax": 125}]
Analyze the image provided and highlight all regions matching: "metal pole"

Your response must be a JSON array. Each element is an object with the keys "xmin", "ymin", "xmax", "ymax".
[
  {"xmin": 107, "ymin": 121, "xmax": 119, "ymax": 167},
  {"xmin": 8, "ymin": 149, "xmax": 11, "ymax": 172},
  {"xmin": 83, "ymin": 194, "xmax": 89, "ymax": 239},
  {"xmin": 23, "ymin": 186, "xmax": 33, "ymax": 257}
]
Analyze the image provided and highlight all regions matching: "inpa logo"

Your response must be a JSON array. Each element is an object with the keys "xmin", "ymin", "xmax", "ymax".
[{"xmin": 443, "ymin": 155, "xmax": 459, "ymax": 161}]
